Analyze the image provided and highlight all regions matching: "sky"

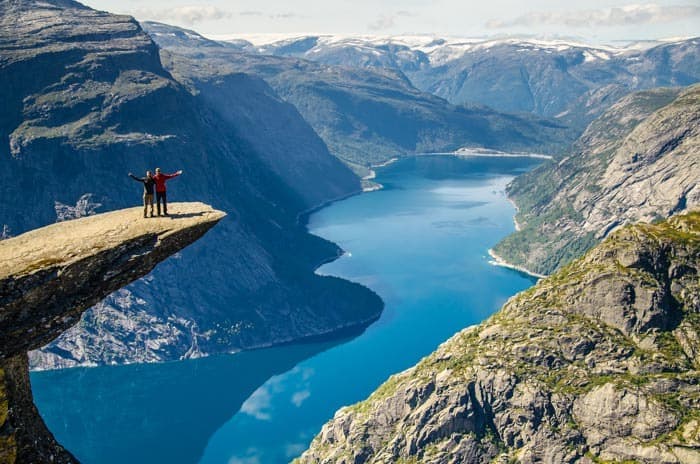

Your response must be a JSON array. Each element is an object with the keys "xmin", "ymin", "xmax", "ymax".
[{"xmin": 80, "ymin": 0, "xmax": 700, "ymax": 44}]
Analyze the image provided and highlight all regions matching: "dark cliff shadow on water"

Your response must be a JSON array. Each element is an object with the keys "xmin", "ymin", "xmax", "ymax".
[{"xmin": 30, "ymin": 337, "xmax": 350, "ymax": 464}]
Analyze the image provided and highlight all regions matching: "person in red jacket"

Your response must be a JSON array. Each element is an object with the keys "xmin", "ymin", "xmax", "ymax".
[{"xmin": 153, "ymin": 167, "xmax": 183, "ymax": 216}]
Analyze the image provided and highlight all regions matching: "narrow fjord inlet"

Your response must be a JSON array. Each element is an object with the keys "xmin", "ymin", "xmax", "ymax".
[{"xmin": 31, "ymin": 155, "xmax": 539, "ymax": 463}]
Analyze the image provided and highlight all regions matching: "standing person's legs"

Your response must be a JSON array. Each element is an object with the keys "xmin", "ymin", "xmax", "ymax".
[
  {"xmin": 162, "ymin": 191, "xmax": 168, "ymax": 215},
  {"xmin": 145, "ymin": 194, "xmax": 154, "ymax": 217},
  {"xmin": 156, "ymin": 191, "xmax": 163, "ymax": 216}
]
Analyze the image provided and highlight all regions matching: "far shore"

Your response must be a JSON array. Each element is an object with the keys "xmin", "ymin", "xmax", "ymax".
[
  {"xmin": 454, "ymin": 147, "xmax": 554, "ymax": 159},
  {"xmin": 361, "ymin": 157, "xmax": 399, "ymax": 191},
  {"xmin": 359, "ymin": 149, "xmax": 550, "ymax": 193},
  {"xmin": 371, "ymin": 157, "xmax": 400, "ymax": 168},
  {"xmin": 488, "ymin": 248, "xmax": 547, "ymax": 279},
  {"xmin": 506, "ymin": 198, "xmax": 522, "ymax": 231}
]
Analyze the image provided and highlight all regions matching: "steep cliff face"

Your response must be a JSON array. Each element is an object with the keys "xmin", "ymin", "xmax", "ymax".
[
  {"xmin": 297, "ymin": 212, "xmax": 700, "ymax": 464},
  {"xmin": 0, "ymin": 0, "xmax": 382, "ymax": 369},
  {"xmin": 493, "ymin": 85, "xmax": 699, "ymax": 276},
  {"xmin": 0, "ymin": 203, "xmax": 225, "ymax": 358},
  {"xmin": 0, "ymin": 203, "xmax": 224, "ymax": 464}
]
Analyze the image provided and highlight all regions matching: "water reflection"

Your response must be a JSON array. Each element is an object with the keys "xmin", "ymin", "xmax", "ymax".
[{"xmin": 31, "ymin": 339, "xmax": 348, "ymax": 464}]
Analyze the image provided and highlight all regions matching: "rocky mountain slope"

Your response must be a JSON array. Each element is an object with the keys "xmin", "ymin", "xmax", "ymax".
[
  {"xmin": 493, "ymin": 84, "xmax": 699, "ymax": 276},
  {"xmin": 251, "ymin": 35, "xmax": 700, "ymax": 130},
  {"xmin": 0, "ymin": 202, "xmax": 223, "ymax": 464},
  {"xmin": 0, "ymin": 0, "xmax": 382, "ymax": 369},
  {"xmin": 144, "ymin": 22, "xmax": 573, "ymax": 166},
  {"xmin": 297, "ymin": 211, "xmax": 700, "ymax": 464}
]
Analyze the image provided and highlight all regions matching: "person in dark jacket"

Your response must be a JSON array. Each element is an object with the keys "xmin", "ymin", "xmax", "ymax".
[
  {"xmin": 152, "ymin": 167, "xmax": 183, "ymax": 216},
  {"xmin": 128, "ymin": 170, "xmax": 156, "ymax": 218}
]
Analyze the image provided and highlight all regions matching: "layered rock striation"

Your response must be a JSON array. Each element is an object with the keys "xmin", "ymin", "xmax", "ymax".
[
  {"xmin": 297, "ymin": 212, "xmax": 700, "ymax": 464},
  {"xmin": 0, "ymin": 202, "xmax": 224, "ymax": 463}
]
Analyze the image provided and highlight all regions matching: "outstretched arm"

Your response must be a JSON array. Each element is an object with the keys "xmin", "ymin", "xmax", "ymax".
[
  {"xmin": 163, "ymin": 170, "xmax": 183, "ymax": 179},
  {"xmin": 128, "ymin": 173, "xmax": 145, "ymax": 182}
]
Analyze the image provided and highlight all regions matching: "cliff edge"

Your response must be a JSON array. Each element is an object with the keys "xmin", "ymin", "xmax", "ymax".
[
  {"xmin": 297, "ymin": 212, "xmax": 700, "ymax": 464},
  {"xmin": 0, "ymin": 202, "xmax": 224, "ymax": 463}
]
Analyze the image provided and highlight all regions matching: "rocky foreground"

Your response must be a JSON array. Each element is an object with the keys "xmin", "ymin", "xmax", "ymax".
[
  {"xmin": 0, "ymin": 202, "xmax": 224, "ymax": 463},
  {"xmin": 297, "ymin": 212, "xmax": 700, "ymax": 464}
]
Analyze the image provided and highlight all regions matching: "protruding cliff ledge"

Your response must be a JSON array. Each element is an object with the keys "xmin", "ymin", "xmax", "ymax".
[
  {"xmin": 0, "ymin": 202, "xmax": 224, "ymax": 463},
  {"xmin": 0, "ymin": 202, "xmax": 226, "ymax": 358},
  {"xmin": 297, "ymin": 212, "xmax": 700, "ymax": 464}
]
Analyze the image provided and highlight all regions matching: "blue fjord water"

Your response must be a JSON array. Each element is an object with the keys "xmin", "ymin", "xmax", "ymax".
[{"xmin": 31, "ymin": 155, "xmax": 540, "ymax": 464}]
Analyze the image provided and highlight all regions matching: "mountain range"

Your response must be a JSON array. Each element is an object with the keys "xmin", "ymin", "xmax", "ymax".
[
  {"xmin": 242, "ymin": 34, "xmax": 700, "ymax": 130},
  {"xmin": 144, "ymin": 22, "xmax": 575, "ymax": 166},
  {"xmin": 277, "ymin": 36, "xmax": 700, "ymax": 464}
]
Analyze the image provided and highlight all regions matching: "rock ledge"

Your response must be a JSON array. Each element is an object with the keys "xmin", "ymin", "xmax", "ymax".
[{"xmin": 0, "ymin": 201, "xmax": 224, "ymax": 463}]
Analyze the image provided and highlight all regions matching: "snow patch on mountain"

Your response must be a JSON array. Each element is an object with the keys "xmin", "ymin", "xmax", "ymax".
[{"xmin": 208, "ymin": 33, "xmax": 690, "ymax": 58}]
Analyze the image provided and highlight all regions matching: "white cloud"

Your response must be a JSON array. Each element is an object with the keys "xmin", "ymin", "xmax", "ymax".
[
  {"xmin": 269, "ymin": 12, "xmax": 298, "ymax": 19},
  {"xmin": 487, "ymin": 3, "xmax": 700, "ymax": 29},
  {"xmin": 239, "ymin": 366, "xmax": 314, "ymax": 420},
  {"xmin": 132, "ymin": 5, "xmax": 232, "ymax": 25},
  {"xmin": 300, "ymin": 366, "xmax": 314, "ymax": 381},
  {"xmin": 238, "ymin": 10, "xmax": 299, "ymax": 19}
]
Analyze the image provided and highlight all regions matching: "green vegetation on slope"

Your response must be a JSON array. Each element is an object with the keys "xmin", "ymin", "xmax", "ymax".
[{"xmin": 492, "ymin": 85, "xmax": 698, "ymax": 276}]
